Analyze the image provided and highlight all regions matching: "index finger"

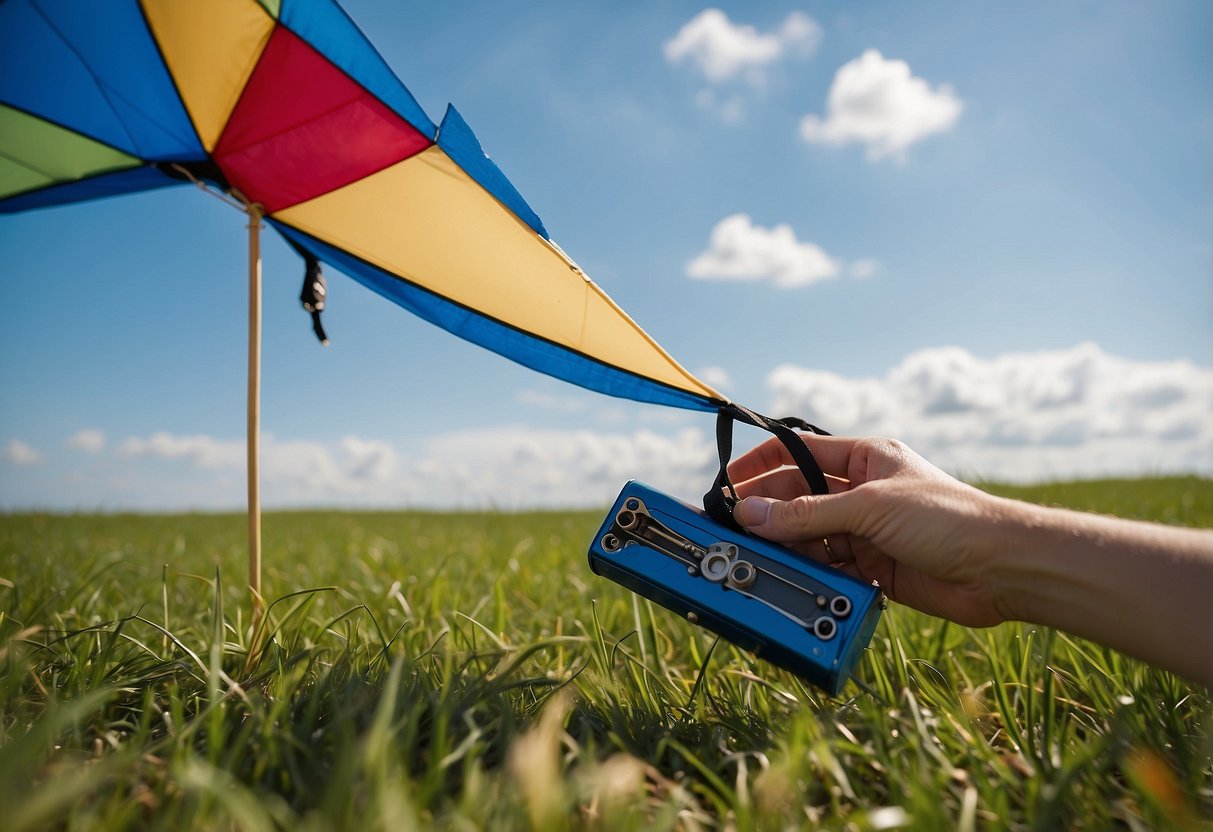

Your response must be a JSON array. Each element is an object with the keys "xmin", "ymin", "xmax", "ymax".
[{"xmin": 727, "ymin": 433, "xmax": 860, "ymax": 484}]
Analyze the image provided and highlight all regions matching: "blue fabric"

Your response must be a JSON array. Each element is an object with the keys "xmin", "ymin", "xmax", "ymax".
[
  {"xmin": 279, "ymin": 0, "xmax": 437, "ymax": 140},
  {"xmin": 274, "ymin": 222, "xmax": 718, "ymax": 412},
  {"xmin": 0, "ymin": 165, "xmax": 179, "ymax": 214},
  {"xmin": 0, "ymin": 0, "xmax": 204, "ymax": 162},
  {"xmin": 437, "ymin": 105, "xmax": 548, "ymax": 240}
]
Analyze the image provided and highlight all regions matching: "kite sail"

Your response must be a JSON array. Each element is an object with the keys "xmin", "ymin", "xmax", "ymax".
[{"xmin": 0, "ymin": 0, "xmax": 726, "ymax": 413}]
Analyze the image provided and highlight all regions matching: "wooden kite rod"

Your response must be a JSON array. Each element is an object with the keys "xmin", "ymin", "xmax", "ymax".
[
  {"xmin": 247, "ymin": 203, "xmax": 265, "ymax": 631},
  {"xmin": 167, "ymin": 166, "xmax": 267, "ymax": 632}
]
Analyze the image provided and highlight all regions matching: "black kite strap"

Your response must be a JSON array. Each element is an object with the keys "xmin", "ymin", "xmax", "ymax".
[
  {"xmin": 703, "ymin": 402, "xmax": 831, "ymax": 530},
  {"xmin": 287, "ymin": 239, "xmax": 330, "ymax": 345}
]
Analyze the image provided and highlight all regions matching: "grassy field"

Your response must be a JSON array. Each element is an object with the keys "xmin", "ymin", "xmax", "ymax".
[{"xmin": 1, "ymin": 477, "xmax": 1210, "ymax": 830}]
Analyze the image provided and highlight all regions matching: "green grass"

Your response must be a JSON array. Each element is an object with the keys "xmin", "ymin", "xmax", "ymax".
[{"xmin": 1, "ymin": 477, "xmax": 1210, "ymax": 830}]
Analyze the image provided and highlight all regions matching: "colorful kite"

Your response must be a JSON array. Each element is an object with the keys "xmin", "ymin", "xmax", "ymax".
[
  {"xmin": 0, "ymin": 0, "xmax": 742, "ymax": 612},
  {"xmin": 0, "ymin": 0, "xmax": 725, "ymax": 412}
]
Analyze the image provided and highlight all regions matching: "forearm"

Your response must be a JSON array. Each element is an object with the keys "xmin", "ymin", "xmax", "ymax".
[{"xmin": 984, "ymin": 497, "xmax": 1213, "ymax": 688}]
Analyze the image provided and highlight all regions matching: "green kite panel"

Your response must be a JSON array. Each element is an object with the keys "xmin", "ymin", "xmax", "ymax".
[{"xmin": 0, "ymin": 105, "xmax": 141, "ymax": 199}]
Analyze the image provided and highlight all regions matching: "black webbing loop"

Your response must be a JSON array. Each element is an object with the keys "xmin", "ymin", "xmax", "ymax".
[{"xmin": 703, "ymin": 403, "xmax": 831, "ymax": 530}]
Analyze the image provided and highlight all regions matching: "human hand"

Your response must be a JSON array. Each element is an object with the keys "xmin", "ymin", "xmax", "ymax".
[{"xmin": 729, "ymin": 435, "xmax": 1010, "ymax": 627}]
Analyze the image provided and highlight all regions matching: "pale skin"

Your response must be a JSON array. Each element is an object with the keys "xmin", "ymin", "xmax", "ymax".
[{"xmin": 729, "ymin": 434, "xmax": 1213, "ymax": 689}]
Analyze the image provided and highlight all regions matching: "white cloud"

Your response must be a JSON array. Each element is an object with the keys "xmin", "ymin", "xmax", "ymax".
[
  {"xmin": 686, "ymin": 214, "xmax": 842, "ymax": 288},
  {"xmin": 665, "ymin": 9, "xmax": 821, "ymax": 84},
  {"xmin": 92, "ymin": 427, "xmax": 716, "ymax": 509},
  {"xmin": 18, "ymin": 344, "xmax": 1209, "ymax": 509},
  {"xmin": 339, "ymin": 436, "xmax": 398, "ymax": 483},
  {"xmin": 766, "ymin": 343, "xmax": 1213, "ymax": 482},
  {"xmin": 117, "ymin": 432, "xmax": 244, "ymax": 469},
  {"xmin": 800, "ymin": 49, "xmax": 963, "ymax": 161},
  {"xmin": 65, "ymin": 429, "xmax": 106, "ymax": 454},
  {"xmin": 2, "ymin": 439, "xmax": 42, "ymax": 466},
  {"xmin": 113, "ymin": 432, "xmax": 405, "ymax": 503},
  {"xmin": 696, "ymin": 365, "xmax": 734, "ymax": 392},
  {"xmin": 411, "ymin": 427, "xmax": 717, "ymax": 508}
]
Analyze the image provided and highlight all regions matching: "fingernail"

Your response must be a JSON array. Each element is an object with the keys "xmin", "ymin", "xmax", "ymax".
[{"xmin": 736, "ymin": 496, "xmax": 773, "ymax": 529}]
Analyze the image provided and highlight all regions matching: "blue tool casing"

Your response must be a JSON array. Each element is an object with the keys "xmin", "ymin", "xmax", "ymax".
[{"xmin": 588, "ymin": 481, "xmax": 883, "ymax": 696}]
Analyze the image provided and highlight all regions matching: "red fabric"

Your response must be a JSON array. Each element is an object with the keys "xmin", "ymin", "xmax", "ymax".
[{"xmin": 214, "ymin": 25, "xmax": 431, "ymax": 213}]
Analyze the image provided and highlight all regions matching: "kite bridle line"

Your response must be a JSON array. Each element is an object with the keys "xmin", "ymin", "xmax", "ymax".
[{"xmin": 166, "ymin": 162, "xmax": 249, "ymax": 213}]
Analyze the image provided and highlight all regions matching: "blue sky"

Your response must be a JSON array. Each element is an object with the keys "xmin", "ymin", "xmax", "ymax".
[{"xmin": 2, "ymin": 0, "xmax": 1210, "ymax": 510}]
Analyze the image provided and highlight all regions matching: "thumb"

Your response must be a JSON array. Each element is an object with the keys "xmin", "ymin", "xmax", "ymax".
[{"xmin": 735, "ymin": 493, "xmax": 856, "ymax": 542}]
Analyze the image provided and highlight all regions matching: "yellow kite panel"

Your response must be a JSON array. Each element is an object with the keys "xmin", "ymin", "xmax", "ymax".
[
  {"xmin": 141, "ymin": 0, "xmax": 275, "ymax": 150},
  {"xmin": 277, "ymin": 146, "xmax": 717, "ymax": 399}
]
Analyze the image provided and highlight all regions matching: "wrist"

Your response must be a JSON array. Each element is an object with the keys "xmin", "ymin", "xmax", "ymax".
[{"xmin": 977, "ymin": 495, "xmax": 1064, "ymax": 625}]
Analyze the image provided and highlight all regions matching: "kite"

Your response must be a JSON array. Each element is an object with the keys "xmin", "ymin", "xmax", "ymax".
[{"xmin": 0, "ymin": 0, "xmax": 829, "ymax": 620}]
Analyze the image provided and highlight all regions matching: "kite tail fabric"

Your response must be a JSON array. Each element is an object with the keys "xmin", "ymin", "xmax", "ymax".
[{"xmin": 703, "ymin": 403, "xmax": 831, "ymax": 531}]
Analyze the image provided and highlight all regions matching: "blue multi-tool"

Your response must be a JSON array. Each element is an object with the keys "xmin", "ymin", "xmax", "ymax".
[{"xmin": 588, "ymin": 480, "xmax": 883, "ymax": 695}]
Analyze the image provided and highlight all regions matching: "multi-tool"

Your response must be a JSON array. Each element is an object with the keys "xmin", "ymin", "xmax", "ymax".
[{"xmin": 588, "ymin": 480, "xmax": 884, "ymax": 695}]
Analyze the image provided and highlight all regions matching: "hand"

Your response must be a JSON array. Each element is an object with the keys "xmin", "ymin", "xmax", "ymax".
[
  {"xmin": 729, "ymin": 435, "xmax": 1009, "ymax": 627},
  {"xmin": 729, "ymin": 433, "xmax": 1213, "ymax": 685}
]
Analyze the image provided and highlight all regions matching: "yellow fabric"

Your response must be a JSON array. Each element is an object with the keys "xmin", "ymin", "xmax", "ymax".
[
  {"xmin": 277, "ymin": 147, "xmax": 719, "ymax": 400},
  {"xmin": 141, "ymin": 0, "xmax": 274, "ymax": 151}
]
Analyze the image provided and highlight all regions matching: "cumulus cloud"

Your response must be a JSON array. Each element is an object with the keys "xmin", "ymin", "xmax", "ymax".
[
  {"xmin": 117, "ymin": 432, "xmax": 244, "ymax": 469},
  {"xmin": 686, "ymin": 214, "xmax": 842, "ymax": 288},
  {"xmin": 800, "ymin": 49, "xmax": 962, "ymax": 161},
  {"xmin": 665, "ymin": 9, "xmax": 821, "ymax": 84},
  {"xmin": 65, "ymin": 429, "xmax": 106, "ymax": 454},
  {"xmin": 96, "ymin": 427, "xmax": 715, "ymax": 509},
  {"xmin": 113, "ymin": 432, "xmax": 406, "ymax": 503},
  {"xmin": 766, "ymin": 343, "xmax": 1213, "ymax": 481},
  {"xmin": 25, "ymin": 345, "xmax": 1210, "ymax": 510},
  {"xmin": 412, "ymin": 427, "xmax": 717, "ymax": 508},
  {"xmin": 2, "ymin": 439, "xmax": 42, "ymax": 466}
]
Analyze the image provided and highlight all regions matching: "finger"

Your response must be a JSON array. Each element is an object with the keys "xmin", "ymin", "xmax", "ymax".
[
  {"xmin": 733, "ymin": 468, "xmax": 849, "ymax": 501},
  {"xmin": 728, "ymin": 433, "xmax": 861, "ymax": 483},
  {"xmin": 726, "ymin": 435, "xmax": 794, "ymax": 484},
  {"xmin": 733, "ymin": 491, "xmax": 860, "ymax": 544}
]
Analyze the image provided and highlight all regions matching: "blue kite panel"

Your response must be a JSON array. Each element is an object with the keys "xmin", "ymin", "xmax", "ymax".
[
  {"xmin": 0, "ymin": 0, "xmax": 204, "ymax": 162},
  {"xmin": 274, "ymin": 222, "xmax": 717, "ymax": 413},
  {"xmin": 438, "ymin": 105, "xmax": 549, "ymax": 240},
  {"xmin": 0, "ymin": 166, "xmax": 180, "ymax": 214},
  {"xmin": 279, "ymin": 0, "xmax": 438, "ymax": 140}
]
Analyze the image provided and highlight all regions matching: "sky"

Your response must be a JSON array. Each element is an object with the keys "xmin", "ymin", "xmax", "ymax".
[{"xmin": 1, "ymin": 0, "xmax": 1211, "ymax": 511}]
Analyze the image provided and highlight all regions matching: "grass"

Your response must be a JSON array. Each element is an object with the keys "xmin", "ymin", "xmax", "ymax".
[{"xmin": 1, "ymin": 477, "xmax": 1210, "ymax": 830}]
